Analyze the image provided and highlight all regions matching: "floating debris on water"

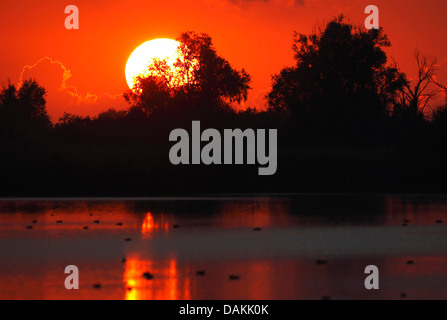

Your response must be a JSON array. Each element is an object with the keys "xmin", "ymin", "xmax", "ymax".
[{"xmin": 142, "ymin": 272, "xmax": 154, "ymax": 280}]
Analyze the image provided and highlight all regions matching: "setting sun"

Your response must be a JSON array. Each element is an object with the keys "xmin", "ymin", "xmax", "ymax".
[{"xmin": 125, "ymin": 38, "xmax": 181, "ymax": 89}]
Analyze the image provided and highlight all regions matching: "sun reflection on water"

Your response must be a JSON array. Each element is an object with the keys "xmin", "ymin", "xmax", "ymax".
[
  {"xmin": 141, "ymin": 212, "xmax": 170, "ymax": 235},
  {"xmin": 123, "ymin": 257, "xmax": 191, "ymax": 300}
]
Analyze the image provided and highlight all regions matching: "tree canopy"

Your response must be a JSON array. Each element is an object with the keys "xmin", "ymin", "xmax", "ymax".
[
  {"xmin": 0, "ymin": 79, "xmax": 51, "ymax": 142},
  {"xmin": 267, "ymin": 16, "xmax": 406, "ymax": 132},
  {"xmin": 124, "ymin": 32, "xmax": 251, "ymax": 117}
]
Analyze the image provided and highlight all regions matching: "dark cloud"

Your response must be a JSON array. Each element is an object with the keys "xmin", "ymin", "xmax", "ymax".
[{"xmin": 225, "ymin": 0, "xmax": 305, "ymax": 8}]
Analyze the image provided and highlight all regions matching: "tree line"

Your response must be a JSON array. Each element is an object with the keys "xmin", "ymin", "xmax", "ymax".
[{"xmin": 1, "ymin": 16, "xmax": 447, "ymax": 195}]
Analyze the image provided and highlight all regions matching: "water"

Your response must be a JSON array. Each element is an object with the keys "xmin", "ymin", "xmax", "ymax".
[{"xmin": 1, "ymin": 195, "xmax": 447, "ymax": 300}]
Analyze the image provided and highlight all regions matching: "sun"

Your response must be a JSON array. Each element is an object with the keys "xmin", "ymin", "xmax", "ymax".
[{"xmin": 125, "ymin": 38, "xmax": 181, "ymax": 89}]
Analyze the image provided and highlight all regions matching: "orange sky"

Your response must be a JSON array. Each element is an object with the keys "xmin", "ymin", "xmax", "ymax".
[{"xmin": 1, "ymin": 0, "xmax": 446, "ymax": 121}]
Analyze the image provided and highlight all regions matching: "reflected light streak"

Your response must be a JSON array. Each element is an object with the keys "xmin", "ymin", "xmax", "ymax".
[
  {"xmin": 141, "ymin": 212, "xmax": 170, "ymax": 235},
  {"xmin": 123, "ymin": 257, "xmax": 191, "ymax": 300}
]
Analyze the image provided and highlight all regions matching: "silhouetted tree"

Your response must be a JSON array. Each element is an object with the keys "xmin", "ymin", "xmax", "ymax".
[
  {"xmin": 124, "ymin": 32, "xmax": 251, "ymax": 118},
  {"xmin": 124, "ymin": 69, "xmax": 172, "ymax": 114},
  {"xmin": 394, "ymin": 52, "xmax": 439, "ymax": 123},
  {"xmin": 432, "ymin": 74, "xmax": 447, "ymax": 94},
  {"xmin": 431, "ymin": 79, "xmax": 447, "ymax": 123},
  {"xmin": 0, "ymin": 79, "xmax": 52, "ymax": 143},
  {"xmin": 267, "ymin": 16, "xmax": 405, "ymax": 141}
]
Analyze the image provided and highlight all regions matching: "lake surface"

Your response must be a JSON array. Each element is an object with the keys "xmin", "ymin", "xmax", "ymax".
[{"xmin": 1, "ymin": 195, "xmax": 447, "ymax": 300}]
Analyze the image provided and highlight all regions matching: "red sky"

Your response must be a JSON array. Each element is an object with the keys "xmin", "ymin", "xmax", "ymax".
[{"xmin": 1, "ymin": 0, "xmax": 446, "ymax": 121}]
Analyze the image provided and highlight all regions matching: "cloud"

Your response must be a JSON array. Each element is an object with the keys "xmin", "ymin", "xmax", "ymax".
[{"xmin": 19, "ymin": 57, "xmax": 126, "ymax": 122}]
